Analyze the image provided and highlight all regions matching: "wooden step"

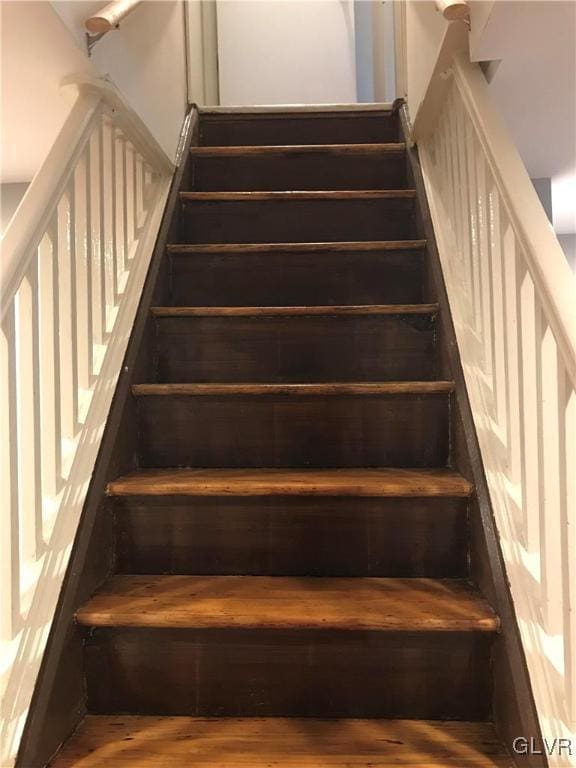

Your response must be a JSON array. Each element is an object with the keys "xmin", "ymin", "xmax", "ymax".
[
  {"xmin": 153, "ymin": 309, "xmax": 438, "ymax": 382},
  {"xmin": 199, "ymin": 109, "xmax": 400, "ymax": 146},
  {"xmin": 189, "ymin": 144, "xmax": 407, "ymax": 192},
  {"xmin": 151, "ymin": 303, "xmax": 438, "ymax": 317},
  {"xmin": 178, "ymin": 191, "xmax": 417, "ymax": 244},
  {"xmin": 76, "ymin": 575, "xmax": 498, "ymax": 631},
  {"xmin": 190, "ymin": 143, "xmax": 407, "ymax": 155},
  {"xmin": 167, "ymin": 242, "xmax": 428, "ymax": 306},
  {"xmin": 167, "ymin": 239, "xmax": 427, "ymax": 253},
  {"xmin": 132, "ymin": 381, "xmax": 454, "ymax": 396},
  {"xmin": 50, "ymin": 716, "xmax": 513, "ymax": 767},
  {"xmin": 115, "ymin": 495, "xmax": 469, "ymax": 578},
  {"xmin": 180, "ymin": 190, "xmax": 416, "ymax": 201},
  {"xmin": 108, "ymin": 468, "xmax": 474, "ymax": 497},
  {"xmin": 133, "ymin": 384, "xmax": 450, "ymax": 468}
]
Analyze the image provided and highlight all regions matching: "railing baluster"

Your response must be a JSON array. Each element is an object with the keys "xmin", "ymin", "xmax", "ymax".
[
  {"xmin": 15, "ymin": 260, "xmax": 43, "ymax": 579},
  {"xmin": 1, "ymin": 305, "xmax": 20, "ymax": 641},
  {"xmin": 38, "ymin": 225, "xmax": 62, "ymax": 502},
  {"xmin": 540, "ymin": 327, "xmax": 563, "ymax": 635},
  {"xmin": 519, "ymin": 272, "xmax": 543, "ymax": 555},
  {"xmin": 114, "ymin": 128, "xmax": 126, "ymax": 289},
  {"xmin": 74, "ymin": 151, "xmax": 93, "ymax": 393},
  {"xmin": 89, "ymin": 123, "xmax": 104, "ymax": 352},
  {"xmin": 57, "ymin": 193, "xmax": 78, "ymax": 451},
  {"xmin": 101, "ymin": 117, "xmax": 118, "ymax": 319},
  {"xmin": 565, "ymin": 383, "xmax": 576, "ymax": 723},
  {"xmin": 125, "ymin": 142, "xmax": 135, "ymax": 257},
  {"xmin": 503, "ymin": 245, "xmax": 523, "ymax": 523}
]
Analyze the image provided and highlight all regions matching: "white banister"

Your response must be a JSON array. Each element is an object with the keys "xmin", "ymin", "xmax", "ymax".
[
  {"xmin": 416, "ymin": 46, "xmax": 576, "ymax": 763},
  {"xmin": 85, "ymin": 0, "xmax": 142, "ymax": 34},
  {"xmin": 0, "ymin": 76, "xmax": 173, "ymax": 768}
]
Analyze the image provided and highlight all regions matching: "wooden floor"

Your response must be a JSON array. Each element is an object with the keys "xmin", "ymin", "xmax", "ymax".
[{"xmin": 51, "ymin": 717, "xmax": 513, "ymax": 767}]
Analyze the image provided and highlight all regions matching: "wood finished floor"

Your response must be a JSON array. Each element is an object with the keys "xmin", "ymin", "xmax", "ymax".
[{"xmin": 51, "ymin": 717, "xmax": 513, "ymax": 767}]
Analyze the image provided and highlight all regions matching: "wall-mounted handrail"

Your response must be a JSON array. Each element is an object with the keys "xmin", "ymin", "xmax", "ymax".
[
  {"xmin": 1, "ymin": 74, "xmax": 173, "ymax": 768},
  {"xmin": 85, "ymin": 0, "xmax": 142, "ymax": 34}
]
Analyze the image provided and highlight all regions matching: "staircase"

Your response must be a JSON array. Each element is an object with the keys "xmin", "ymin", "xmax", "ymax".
[{"xmin": 50, "ymin": 108, "xmax": 513, "ymax": 767}]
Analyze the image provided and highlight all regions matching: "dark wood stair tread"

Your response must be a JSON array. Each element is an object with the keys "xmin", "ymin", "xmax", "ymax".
[
  {"xmin": 132, "ymin": 382, "xmax": 455, "ymax": 396},
  {"xmin": 151, "ymin": 303, "xmax": 439, "ymax": 317},
  {"xmin": 190, "ymin": 142, "xmax": 406, "ymax": 156},
  {"xmin": 108, "ymin": 468, "xmax": 473, "ymax": 497},
  {"xmin": 181, "ymin": 190, "xmax": 416, "ymax": 201},
  {"xmin": 76, "ymin": 575, "xmax": 499, "ymax": 632},
  {"xmin": 50, "ymin": 716, "xmax": 512, "ymax": 767},
  {"xmin": 167, "ymin": 239, "xmax": 427, "ymax": 254}
]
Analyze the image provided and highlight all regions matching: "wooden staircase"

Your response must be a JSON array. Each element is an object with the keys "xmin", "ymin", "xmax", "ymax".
[{"xmin": 49, "ymin": 108, "xmax": 514, "ymax": 767}]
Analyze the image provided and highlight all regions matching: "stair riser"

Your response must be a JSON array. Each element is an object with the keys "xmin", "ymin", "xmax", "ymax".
[
  {"xmin": 114, "ymin": 496, "xmax": 469, "ymax": 577},
  {"xmin": 191, "ymin": 153, "xmax": 407, "ymax": 191},
  {"xmin": 85, "ymin": 628, "xmax": 492, "ymax": 719},
  {"xmin": 199, "ymin": 113, "xmax": 400, "ymax": 146},
  {"xmin": 155, "ymin": 315, "xmax": 438, "ymax": 382},
  {"xmin": 180, "ymin": 198, "xmax": 416, "ymax": 244},
  {"xmin": 135, "ymin": 394, "xmax": 450, "ymax": 468},
  {"xmin": 170, "ymin": 250, "xmax": 425, "ymax": 306}
]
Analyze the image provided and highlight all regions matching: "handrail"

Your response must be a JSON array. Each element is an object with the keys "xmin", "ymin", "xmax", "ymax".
[
  {"xmin": 1, "ymin": 74, "xmax": 173, "ymax": 768},
  {"xmin": 85, "ymin": 0, "xmax": 142, "ymax": 34}
]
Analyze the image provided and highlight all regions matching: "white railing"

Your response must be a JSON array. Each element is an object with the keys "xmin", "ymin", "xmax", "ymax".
[
  {"xmin": 0, "ymin": 75, "xmax": 173, "ymax": 767},
  {"xmin": 417, "ymin": 51, "xmax": 576, "ymax": 764}
]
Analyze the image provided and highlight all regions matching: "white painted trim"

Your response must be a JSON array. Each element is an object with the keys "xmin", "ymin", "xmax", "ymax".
[
  {"xmin": 0, "ymin": 73, "xmax": 174, "ymax": 767},
  {"xmin": 417, "ymin": 50, "xmax": 576, "ymax": 757}
]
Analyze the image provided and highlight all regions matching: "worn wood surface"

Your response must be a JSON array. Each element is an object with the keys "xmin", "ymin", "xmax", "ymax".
[
  {"xmin": 199, "ymin": 111, "xmax": 400, "ymax": 146},
  {"xmin": 190, "ymin": 143, "xmax": 407, "ymax": 155},
  {"xmin": 181, "ymin": 190, "xmax": 416, "ymax": 201},
  {"xmin": 114, "ymin": 496, "xmax": 469, "ymax": 578},
  {"xmin": 132, "ymin": 381, "xmax": 454, "ymax": 396},
  {"xmin": 77, "ymin": 575, "xmax": 499, "ymax": 631},
  {"xmin": 82, "ymin": 627, "xmax": 494, "ymax": 719},
  {"xmin": 153, "ymin": 313, "xmax": 438, "ymax": 382},
  {"xmin": 179, "ymin": 196, "xmax": 417, "ymax": 243},
  {"xmin": 151, "ymin": 303, "xmax": 438, "ymax": 316},
  {"xmin": 167, "ymin": 239, "xmax": 426, "ymax": 253},
  {"xmin": 168, "ymin": 246, "xmax": 428, "ymax": 306},
  {"xmin": 51, "ymin": 716, "xmax": 513, "ymax": 767},
  {"xmin": 108, "ymin": 468, "xmax": 474, "ymax": 497},
  {"xmin": 134, "ymin": 391, "xmax": 450, "ymax": 468}
]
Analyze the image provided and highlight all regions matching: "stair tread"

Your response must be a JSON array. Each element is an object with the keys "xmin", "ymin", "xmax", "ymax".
[
  {"xmin": 167, "ymin": 239, "xmax": 427, "ymax": 254},
  {"xmin": 151, "ymin": 303, "xmax": 439, "ymax": 317},
  {"xmin": 50, "ymin": 716, "xmax": 512, "ymax": 767},
  {"xmin": 190, "ymin": 142, "xmax": 406, "ymax": 156},
  {"xmin": 108, "ymin": 468, "xmax": 473, "ymax": 497},
  {"xmin": 132, "ymin": 382, "xmax": 455, "ymax": 396},
  {"xmin": 181, "ymin": 189, "xmax": 416, "ymax": 201},
  {"xmin": 76, "ymin": 575, "xmax": 499, "ymax": 631}
]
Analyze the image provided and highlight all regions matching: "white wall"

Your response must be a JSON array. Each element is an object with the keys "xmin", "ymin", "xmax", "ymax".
[
  {"xmin": 1, "ymin": 0, "xmax": 188, "ymax": 190},
  {"xmin": 53, "ymin": 0, "xmax": 188, "ymax": 159},
  {"xmin": 216, "ymin": 0, "xmax": 357, "ymax": 105},
  {"xmin": 469, "ymin": 0, "xmax": 576, "ymax": 265},
  {"xmin": 0, "ymin": 1, "xmax": 94, "ymax": 184}
]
